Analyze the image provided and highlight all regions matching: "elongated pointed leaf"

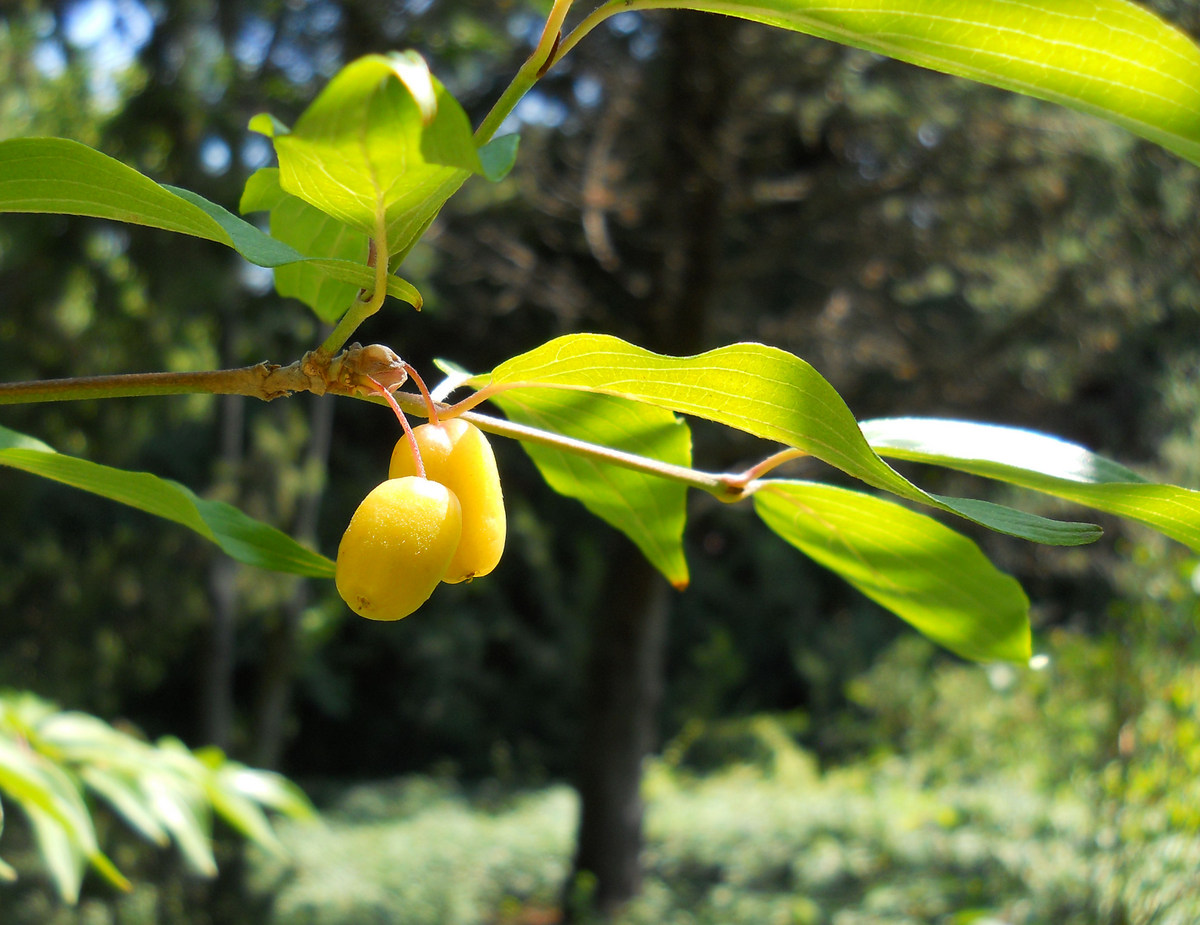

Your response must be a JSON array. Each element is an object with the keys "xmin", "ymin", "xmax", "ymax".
[
  {"xmin": 24, "ymin": 804, "xmax": 86, "ymax": 903},
  {"xmin": 486, "ymin": 334, "xmax": 1100, "ymax": 545},
  {"xmin": 166, "ymin": 183, "xmax": 421, "ymax": 308},
  {"xmin": 0, "ymin": 738, "xmax": 129, "ymax": 900},
  {"xmin": 754, "ymin": 480, "xmax": 1031, "ymax": 662},
  {"xmin": 240, "ymin": 168, "xmax": 368, "ymax": 321},
  {"xmin": 268, "ymin": 52, "xmax": 483, "ymax": 261},
  {"xmin": 861, "ymin": 417, "xmax": 1200, "ymax": 551},
  {"xmin": 36, "ymin": 712, "xmax": 170, "ymax": 846},
  {"xmin": 0, "ymin": 425, "xmax": 334, "ymax": 578},
  {"xmin": 204, "ymin": 783, "xmax": 285, "ymax": 856},
  {"xmin": 143, "ymin": 772, "xmax": 216, "ymax": 876},
  {"xmin": 78, "ymin": 766, "xmax": 169, "ymax": 846},
  {"xmin": 614, "ymin": 0, "xmax": 1200, "ymax": 167},
  {"xmin": 0, "ymin": 137, "xmax": 420, "ymax": 312},
  {"xmin": 210, "ymin": 764, "xmax": 315, "ymax": 821},
  {"xmin": 0, "ymin": 136, "xmax": 236, "ymax": 240},
  {"xmin": 488, "ymin": 388, "xmax": 692, "ymax": 587},
  {"xmin": 0, "ymin": 742, "xmax": 96, "ymax": 855}
]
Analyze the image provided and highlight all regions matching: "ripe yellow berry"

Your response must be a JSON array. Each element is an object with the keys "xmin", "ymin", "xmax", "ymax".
[
  {"xmin": 335, "ymin": 476, "xmax": 462, "ymax": 621},
  {"xmin": 389, "ymin": 419, "xmax": 506, "ymax": 583}
]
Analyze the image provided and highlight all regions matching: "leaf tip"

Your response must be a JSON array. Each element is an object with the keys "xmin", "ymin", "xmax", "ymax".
[
  {"xmin": 387, "ymin": 50, "xmax": 438, "ymax": 125},
  {"xmin": 248, "ymin": 113, "xmax": 289, "ymax": 138}
]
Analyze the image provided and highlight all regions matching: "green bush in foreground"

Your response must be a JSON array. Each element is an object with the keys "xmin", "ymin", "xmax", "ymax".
[
  {"xmin": 235, "ymin": 624, "xmax": 1200, "ymax": 925},
  {"xmin": 248, "ymin": 779, "xmax": 574, "ymax": 924}
]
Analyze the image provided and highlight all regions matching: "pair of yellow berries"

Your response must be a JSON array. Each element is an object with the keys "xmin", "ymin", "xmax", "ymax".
[{"xmin": 335, "ymin": 419, "xmax": 505, "ymax": 621}]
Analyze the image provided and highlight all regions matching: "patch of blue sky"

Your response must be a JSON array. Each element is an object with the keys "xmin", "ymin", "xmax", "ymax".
[
  {"xmin": 33, "ymin": 40, "xmax": 68, "ymax": 78},
  {"xmin": 573, "ymin": 74, "xmax": 603, "ymax": 108},
  {"xmin": 199, "ymin": 135, "xmax": 232, "ymax": 176},
  {"xmin": 60, "ymin": 0, "xmax": 155, "ymax": 110},
  {"xmin": 499, "ymin": 91, "xmax": 569, "ymax": 135},
  {"xmin": 241, "ymin": 134, "xmax": 274, "ymax": 171},
  {"xmin": 234, "ymin": 15, "xmax": 275, "ymax": 71},
  {"xmin": 506, "ymin": 11, "xmax": 544, "ymax": 47}
]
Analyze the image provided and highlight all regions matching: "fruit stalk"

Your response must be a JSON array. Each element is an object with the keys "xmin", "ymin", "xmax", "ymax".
[{"xmin": 367, "ymin": 375, "xmax": 426, "ymax": 479}]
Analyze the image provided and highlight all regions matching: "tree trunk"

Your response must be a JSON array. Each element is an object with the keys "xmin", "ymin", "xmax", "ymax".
[
  {"xmin": 568, "ymin": 539, "xmax": 671, "ymax": 917},
  {"xmin": 566, "ymin": 13, "xmax": 734, "ymax": 917}
]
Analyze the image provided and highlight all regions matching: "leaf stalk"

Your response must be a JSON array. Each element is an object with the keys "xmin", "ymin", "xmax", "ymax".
[
  {"xmin": 474, "ymin": 0, "xmax": 575, "ymax": 143},
  {"xmin": 318, "ymin": 222, "xmax": 391, "ymax": 357}
]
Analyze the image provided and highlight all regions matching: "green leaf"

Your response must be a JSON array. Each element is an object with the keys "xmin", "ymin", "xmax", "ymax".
[
  {"xmin": 36, "ymin": 712, "xmax": 169, "ymax": 846},
  {"xmin": 204, "ymin": 779, "xmax": 285, "ymax": 856},
  {"xmin": 240, "ymin": 168, "xmax": 369, "ymax": 322},
  {"xmin": 0, "ymin": 424, "xmax": 334, "ymax": 578},
  {"xmin": 0, "ymin": 137, "xmax": 420, "ymax": 312},
  {"xmin": 173, "ymin": 180, "xmax": 421, "ymax": 310},
  {"xmin": 0, "ymin": 742, "xmax": 94, "ymax": 854},
  {"xmin": 268, "ymin": 52, "xmax": 484, "ymax": 260},
  {"xmin": 612, "ymin": 0, "xmax": 1200, "ymax": 167},
  {"xmin": 211, "ymin": 764, "xmax": 315, "ymax": 822},
  {"xmin": 78, "ymin": 765, "xmax": 169, "ymax": 846},
  {"xmin": 164, "ymin": 184, "xmax": 303, "ymax": 266},
  {"xmin": 754, "ymin": 480, "xmax": 1031, "ymax": 662},
  {"xmin": 0, "ymin": 137, "xmax": 235, "ymax": 240},
  {"xmin": 488, "ymin": 388, "xmax": 692, "ymax": 588},
  {"xmin": 478, "ymin": 134, "xmax": 521, "ymax": 182},
  {"xmin": 142, "ymin": 771, "xmax": 216, "ymax": 876},
  {"xmin": 486, "ymin": 334, "xmax": 1100, "ymax": 545},
  {"xmin": 247, "ymin": 112, "xmax": 290, "ymax": 138},
  {"xmin": 0, "ymin": 737, "xmax": 129, "ymax": 900},
  {"xmin": 0, "ymin": 693, "xmax": 309, "ymax": 894},
  {"xmin": 861, "ymin": 417, "xmax": 1200, "ymax": 551},
  {"xmin": 24, "ymin": 804, "xmax": 86, "ymax": 903}
]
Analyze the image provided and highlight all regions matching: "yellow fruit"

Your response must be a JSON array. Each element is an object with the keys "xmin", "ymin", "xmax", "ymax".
[
  {"xmin": 335, "ymin": 477, "xmax": 462, "ymax": 621},
  {"xmin": 389, "ymin": 419, "xmax": 506, "ymax": 583}
]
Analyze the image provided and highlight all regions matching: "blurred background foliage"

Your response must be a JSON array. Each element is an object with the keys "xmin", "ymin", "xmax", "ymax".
[{"xmin": 2, "ymin": 0, "xmax": 1200, "ymax": 920}]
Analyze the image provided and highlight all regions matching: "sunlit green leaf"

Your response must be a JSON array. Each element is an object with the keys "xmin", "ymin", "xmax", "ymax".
[
  {"xmin": 269, "ymin": 52, "xmax": 484, "ymax": 260},
  {"xmin": 0, "ymin": 737, "xmax": 128, "ymax": 900},
  {"xmin": 171, "ymin": 181, "xmax": 421, "ymax": 308},
  {"xmin": 79, "ymin": 766, "xmax": 169, "ymax": 846},
  {"xmin": 200, "ymin": 753, "xmax": 316, "ymax": 822},
  {"xmin": 0, "ymin": 692, "xmax": 311, "ymax": 897},
  {"xmin": 247, "ymin": 112, "xmax": 290, "ymax": 138},
  {"xmin": 143, "ymin": 772, "xmax": 216, "ymax": 876},
  {"xmin": 205, "ymin": 784, "xmax": 285, "ymax": 856},
  {"xmin": 754, "ymin": 480, "xmax": 1031, "ymax": 662},
  {"xmin": 24, "ymin": 804, "xmax": 86, "ymax": 903},
  {"xmin": 240, "ymin": 168, "xmax": 368, "ymax": 321},
  {"xmin": 487, "ymin": 388, "xmax": 692, "ymax": 587},
  {"xmin": 862, "ymin": 417, "xmax": 1200, "ymax": 551},
  {"xmin": 36, "ymin": 712, "xmax": 169, "ymax": 846},
  {"xmin": 0, "ymin": 424, "xmax": 335, "ymax": 578},
  {"xmin": 602, "ymin": 0, "xmax": 1200, "ymax": 166},
  {"xmin": 0, "ymin": 137, "xmax": 420, "ymax": 312},
  {"xmin": 0, "ymin": 741, "xmax": 94, "ymax": 853},
  {"xmin": 487, "ymin": 334, "xmax": 1100, "ymax": 545},
  {"xmin": 0, "ymin": 137, "xmax": 234, "ymax": 239}
]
